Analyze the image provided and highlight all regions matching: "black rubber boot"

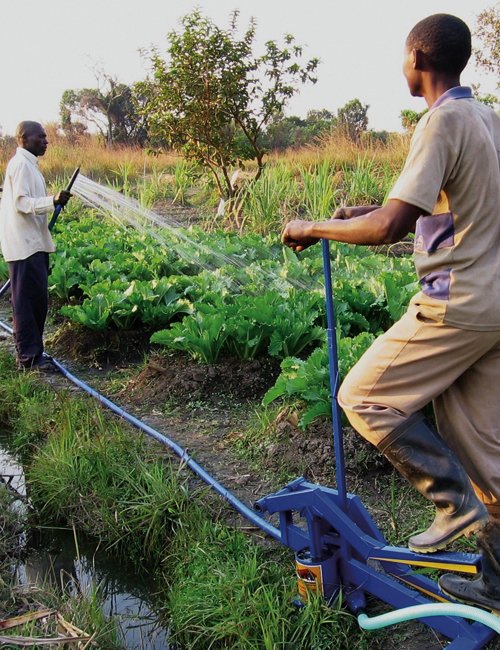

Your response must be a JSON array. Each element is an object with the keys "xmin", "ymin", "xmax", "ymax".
[
  {"xmin": 439, "ymin": 521, "xmax": 500, "ymax": 611},
  {"xmin": 378, "ymin": 412, "xmax": 488, "ymax": 553}
]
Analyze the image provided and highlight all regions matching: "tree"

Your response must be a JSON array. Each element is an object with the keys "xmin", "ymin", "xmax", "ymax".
[
  {"xmin": 136, "ymin": 10, "xmax": 318, "ymax": 199},
  {"xmin": 60, "ymin": 70, "xmax": 148, "ymax": 145},
  {"xmin": 400, "ymin": 108, "xmax": 427, "ymax": 133},
  {"xmin": 336, "ymin": 99, "xmax": 369, "ymax": 142},
  {"xmin": 264, "ymin": 114, "xmax": 306, "ymax": 150},
  {"xmin": 472, "ymin": 5, "xmax": 499, "ymax": 107},
  {"xmin": 473, "ymin": 5, "xmax": 499, "ymax": 80},
  {"xmin": 264, "ymin": 109, "xmax": 336, "ymax": 150}
]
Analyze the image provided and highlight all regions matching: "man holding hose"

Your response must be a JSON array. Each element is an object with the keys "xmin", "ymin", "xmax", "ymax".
[
  {"xmin": 282, "ymin": 14, "xmax": 500, "ymax": 611},
  {"xmin": 0, "ymin": 121, "xmax": 71, "ymax": 372}
]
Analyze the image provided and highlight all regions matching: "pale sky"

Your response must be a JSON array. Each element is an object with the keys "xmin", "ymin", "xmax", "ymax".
[{"xmin": 0, "ymin": 0, "xmax": 496, "ymax": 136}]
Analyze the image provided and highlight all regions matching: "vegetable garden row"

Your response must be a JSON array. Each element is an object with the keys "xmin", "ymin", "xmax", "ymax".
[{"xmin": 1, "ymin": 196, "xmax": 418, "ymax": 427}]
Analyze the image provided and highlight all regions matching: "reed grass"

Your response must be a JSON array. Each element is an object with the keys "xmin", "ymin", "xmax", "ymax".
[
  {"xmin": 275, "ymin": 131, "xmax": 409, "ymax": 170},
  {"xmin": 239, "ymin": 163, "xmax": 299, "ymax": 233},
  {"xmin": 172, "ymin": 159, "xmax": 200, "ymax": 205},
  {"xmin": 339, "ymin": 156, "xmax": 397, "ymax": 206},
  {"xmin": 300, "ymin": 159, "xmax": 339, "ymax": 219}
]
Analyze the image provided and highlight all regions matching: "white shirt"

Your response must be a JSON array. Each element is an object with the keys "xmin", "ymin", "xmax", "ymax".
[{"xmin": 0, "ymin": 147, "xmax": 55, "ymax": 262}]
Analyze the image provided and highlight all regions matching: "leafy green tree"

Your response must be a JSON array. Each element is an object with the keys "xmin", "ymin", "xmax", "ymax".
[
  {"xmin": 136, "ymin": 10, "xmax": 318, "ymax": 199},
  {"xmin": 260, "ymin": 109, "xmax": 336, "ymax": 151},
  {"xmin": 264, "ymin": 114, "xmax": 306, "ymax": 150},
  {"xmin": 400, "ymin": 108, "xmax": 427, "ymax": 133},
  {"xmin": 301, "ymin": 109, "xmax": 336, "ymax": 143},
  {"xmin": 60, "ymin": 70, "xmax": 148, "ymax": 145},
  {"xmin": 336, "ymin": 99, "xmax": 369, "ymax": 142}
]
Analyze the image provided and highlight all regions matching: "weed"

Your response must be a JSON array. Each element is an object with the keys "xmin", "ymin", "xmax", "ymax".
[
  {"xmin": 240, "ymin": 164, "xmax": 299, "ymax": 233},
  {"xmin": 300, "ymin": 159, "xmax": 339, "ymax": 220},
  {"xmin": 339, "ymin": 156, "xmax": 396, "ymax": 206},
  {"xmin": 172, "ymin": 159, "xmax": 199, "ymax": 205}
]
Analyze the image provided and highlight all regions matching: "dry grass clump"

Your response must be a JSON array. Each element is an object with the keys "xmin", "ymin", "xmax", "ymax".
[
  {"xmin": 0, "ymin": 125, "xmax": 179, "ymax": 184},
  {"xmin": 269, "ymin": 130, "xmax": 409, "ymax": 172}
]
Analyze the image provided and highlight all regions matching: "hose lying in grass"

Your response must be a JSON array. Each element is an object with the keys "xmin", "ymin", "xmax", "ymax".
[{"xmin": 358, "ymin": 603, "xmax": 500, "ymax": 634}]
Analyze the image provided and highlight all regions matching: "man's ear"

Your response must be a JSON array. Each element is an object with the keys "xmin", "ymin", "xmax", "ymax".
[{"xmin": 413, "ymin": 49, "xmax": 426, "ymax": 71}]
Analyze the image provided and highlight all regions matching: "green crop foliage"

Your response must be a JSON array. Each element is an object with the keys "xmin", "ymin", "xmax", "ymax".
[
  {"xmin": 151, "ymin": 303, "xmax": 229, "ymax": 364},
  {"xmin": 263, "ymin": 333, "xmax": 375, "ymax": 428}
]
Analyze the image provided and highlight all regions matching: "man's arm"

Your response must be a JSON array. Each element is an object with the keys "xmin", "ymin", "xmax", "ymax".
[
  {"xmin": 11, "ymin": 163, "xmax": 54, "ymax": 216},
  {"xmin": 332, "ymin": 205, "xmax": 379, "ymax": 220},
  {"xmin": 282, "ymin": 199, "xmax": 426, "ymax": 251}
]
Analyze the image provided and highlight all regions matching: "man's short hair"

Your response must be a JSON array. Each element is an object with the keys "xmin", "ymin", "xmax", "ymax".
[
  {"xmin": 15, "ymin": 121, "xmax": 43, "ymax": 142},
  {"xmin": 407, "ymin": 14, "xmax": 471, "ymax": 75}
]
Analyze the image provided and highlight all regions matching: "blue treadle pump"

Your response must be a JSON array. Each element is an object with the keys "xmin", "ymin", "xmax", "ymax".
[{"xmin": 255, "ymin": 239, "xmax": 498, "ymax": 649}]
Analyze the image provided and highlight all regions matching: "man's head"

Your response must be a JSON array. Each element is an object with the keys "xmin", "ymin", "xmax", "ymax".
[
  {"xmin": 403, "ymin": 14, "xmax": 471, "ymax": 96},
  {"xmin": 15, "ymin": 121, "xmax": 48, "ymax": 157}
]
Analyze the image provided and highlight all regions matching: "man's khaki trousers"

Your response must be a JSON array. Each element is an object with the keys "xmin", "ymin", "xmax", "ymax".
[{"xmin": 338, "ymin": 305, "xmax": 500, "ymax": 515}]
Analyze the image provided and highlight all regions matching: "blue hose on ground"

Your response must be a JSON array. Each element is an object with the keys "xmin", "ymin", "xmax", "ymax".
[
  {"xmin": 358, "ymin": 603, "xmax": 500, "ymax": 633},
  {"xmin": 0, "ymin": 321, "xmax": 13, "ymax": 336},
  {"xmin": 0, "ymin": 282, "xmax": 11, "ymax": 301},
  {"xmin": 0, "ymin": 318, "xmax": 281, "ymax": 542}
]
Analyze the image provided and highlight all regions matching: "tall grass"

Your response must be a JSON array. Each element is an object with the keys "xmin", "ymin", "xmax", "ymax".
[
  {"xmin": 172, "ymin": 159, "xmax": 200, "ymax": 205},
  {"xmin": 300, "ymin": 160, "xmax": 339, "ymax": 220},
  {"xmin": 164, "ymin": 513, "xmax": 368, "ymax": 649},
  {"xmin": 1, "ymin": 130, "xmax": 409, "ymax": 241},
  {"xmin": 136, "ymin": 166, "xmax": 173, "ymax": 208},
  {"xmin": 0, "ymin": 132, "xmax": 179, "ymax": 184},
  {"xmin": 339, "ymin": 156, "xmax": 397, "ymax": 206},
  {"xmin": 240, "ymin": 163, "xmax": 299, "ymax": 233},
  {"xmin": 25, "ymin": 399, "xmax": 191, "ymax": 561}
]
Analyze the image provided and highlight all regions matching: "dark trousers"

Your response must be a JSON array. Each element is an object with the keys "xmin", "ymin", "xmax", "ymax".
[{"xmin": 8, "ymin": 252, "xmax": 49, "ymax": 367}]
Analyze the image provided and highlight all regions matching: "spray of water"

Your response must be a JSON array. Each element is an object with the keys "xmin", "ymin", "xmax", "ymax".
[
  {"xmin": 72, "ymin": 174, "xmax": 315, "ymax": 292},
  {"xmin": 73, "ymin": 174, "xmax": 242, "ymax": 277}
]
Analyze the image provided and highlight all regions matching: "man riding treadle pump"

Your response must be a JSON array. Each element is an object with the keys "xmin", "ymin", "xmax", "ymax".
[{"xmin": 282, "ymin": 14, "xmax": 500, "ymax": 612}]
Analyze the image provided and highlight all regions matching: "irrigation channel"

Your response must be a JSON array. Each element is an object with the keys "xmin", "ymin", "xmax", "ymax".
[{"xmin": 0, "ymin": 435, "xmax": 171, "ymax": 648}]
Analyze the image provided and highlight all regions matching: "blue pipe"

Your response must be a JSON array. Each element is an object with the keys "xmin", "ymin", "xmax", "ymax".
[
  {"xmin": 321, "ymin": 239, "xmax": 347, "ymax": 508},
  {"xmin": 0, "ymin": 321, "xmax": 13, "ymax": 336},
  {"xmin": 0, "ymin": 318, "xmax": 281, "ymax": 543},
  {"xmin": 358, "ymin": 603, "xmax": 500, "ymax": 634}
]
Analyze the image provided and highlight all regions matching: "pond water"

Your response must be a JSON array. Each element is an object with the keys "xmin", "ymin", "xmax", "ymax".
[{"xmin": 0, "ymin": 439, "xmax": 171, "ymax": 649}]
